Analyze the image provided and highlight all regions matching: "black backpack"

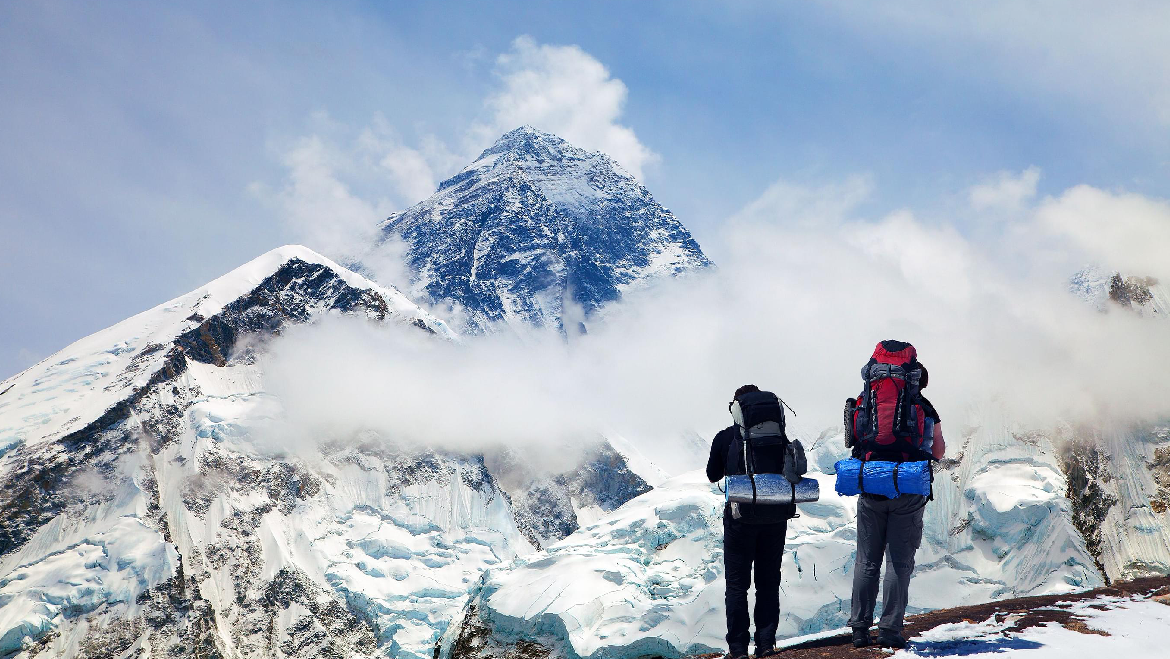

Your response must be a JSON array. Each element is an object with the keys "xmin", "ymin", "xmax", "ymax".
[{"xmin": 725, "ymin": 390, "xmax": 807, "ymax": 487}]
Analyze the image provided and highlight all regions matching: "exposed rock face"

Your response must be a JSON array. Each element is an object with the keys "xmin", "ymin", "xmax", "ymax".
[
  {"xmin": 1053, "ymin": 422, "xmax": 1170, "ymax": 583},
  {"xmin": 1059, "ymin": 432, "xmax": 1120, "ymax": 580},
  {"xmin": 1070, "ymin": 265, "xmax": 1168, "ymax": 316},
  {"xmin": 1108, "ymin": 273, "xmax": 1158, "ymax": 308},
  {"xmin": 493, "ymin": 442, "xmax": 653, "ymax": 550},
  {"xmin": 0, "ymin": 246, "xmax": 652, "ymax": 659},
  {"xmin": 374, "ymin": 126, "xmax": 712, "ymax": 334}
]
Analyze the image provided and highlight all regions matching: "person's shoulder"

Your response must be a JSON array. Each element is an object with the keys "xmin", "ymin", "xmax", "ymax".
[
  {"xmin": 715, "ymin": 425, "xmax": 737, "ymax": 442},
  {"xmin": 919, "ymin": 394, "xmax": 940, "ymax": 421}
]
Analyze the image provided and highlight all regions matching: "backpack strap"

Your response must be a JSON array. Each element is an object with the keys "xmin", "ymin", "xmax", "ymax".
[
  {"xmin": 892, "ymin": 463, "xmax": 901, "ymax": 497},
  {"xmin": 742, "ymin": 426, "xmax": 758, "ymax": 505},
  {"xmin": 928, "ymin": 461, "xmax": 935, "ymax": 502}
]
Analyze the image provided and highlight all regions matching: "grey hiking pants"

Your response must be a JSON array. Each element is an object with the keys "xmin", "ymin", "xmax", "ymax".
[{"xmin": 848, "ymin": 493, "xmax": 927, "ymax": 633}]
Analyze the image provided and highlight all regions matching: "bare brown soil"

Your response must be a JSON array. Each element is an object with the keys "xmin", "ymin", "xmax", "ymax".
[{"xmin": 687, "ymin": 576, "xmax": 1170, "ymax": 659}]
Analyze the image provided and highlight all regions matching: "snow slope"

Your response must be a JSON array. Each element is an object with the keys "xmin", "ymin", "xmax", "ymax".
[
  {"xmin": 892, "ymin": 592, "xmax": 1170, "ymax": 658},
  {"xmin": 0, "ymin": 246, "xmax": 652, "ymax": 659},
  {"xmin": 0, "ymin": 245, "xmax": 453, "ymax": 458},
  {"xmin": 1065, "ymin": 267, "xmax": 1170, "ymax": 579},
  {"xmin": 373, "ymin": 126, "xmax": 711, "ymax": 334}
]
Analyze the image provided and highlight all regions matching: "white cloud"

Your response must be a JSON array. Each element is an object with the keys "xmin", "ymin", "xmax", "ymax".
[
  {"xmin": 251, "ymin": 134, "xmax": 389, "ymax": 262},
  {"xmin": 378, "ymin": 145, "xmax": 435, "ymax": 203},
  {"xmin": 969, "ymin": 166, "xmax": 1041, "ymax": 211},
  {"xmin": 824, "ymin": 2, "xmax": 1170, "ymax": 130},
  {"xmin": 848, "ymin": 210, "xmax": 975, "ymax": 306},
  {"xmin": 261, "ymin": 173, "xmax": 1170, "ymax": 467},
  {"xmin": 475, "ymin": 36, "xmax": 658, "ymax": 179},
  {"xmin": 729, "ymin": 175, "xmax": 873, "ymax": 228},
  {"xmin": 257, "ymin": 116, "xmax": 461, "ymax": 262},
  {"xmin": 354, "ymin": 117, "xmax": 463, "ymax": 207},
  {"xmin": 1037, "ymin": 184, "xmax": 1170, "ymax": 281},
  {"xmin": 15, "ymin": 348, "xmax": 41, "ymax": 371},
  {"xmin": 263, "ymin": 37, "xmax": 660, "ymax": 264}
]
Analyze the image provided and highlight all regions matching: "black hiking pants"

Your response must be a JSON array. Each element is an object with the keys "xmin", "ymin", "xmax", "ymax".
[
  {"xmin": 848, "ymin": 493, "xmax": 927, "ymax": 634},
  {"xmin": 723, "ymin": 515, "xmax": 788, "ymax": 656}
]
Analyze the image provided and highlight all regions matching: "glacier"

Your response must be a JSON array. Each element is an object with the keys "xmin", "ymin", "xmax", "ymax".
[
  {"xmin": 0, "ymin": 245, "xmax": 653, "ymax": 658},
  {"xmin": 453, "ymin": 412, "xmax": 1105, "ymax": 659}
]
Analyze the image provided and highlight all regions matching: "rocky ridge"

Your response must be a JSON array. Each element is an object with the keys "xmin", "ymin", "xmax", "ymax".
[{"xmin": 0, "ymin": 246, "xmax": 651, "ymax": 659}]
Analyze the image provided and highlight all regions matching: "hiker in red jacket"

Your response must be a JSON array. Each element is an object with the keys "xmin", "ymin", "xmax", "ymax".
[{"xmin": 845, "ymin": 340, "xmax": 945, "ymax": 649}]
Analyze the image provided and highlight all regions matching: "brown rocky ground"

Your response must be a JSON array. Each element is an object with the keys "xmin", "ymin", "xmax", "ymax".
[{"xmin": 688, "ymin": 576, "xmax": 1170, "ymax": 659}]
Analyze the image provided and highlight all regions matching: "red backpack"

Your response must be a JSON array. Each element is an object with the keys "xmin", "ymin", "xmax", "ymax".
[{"xmin": 845, "ymin": 340, "xmax": 932, "ymax": 461}]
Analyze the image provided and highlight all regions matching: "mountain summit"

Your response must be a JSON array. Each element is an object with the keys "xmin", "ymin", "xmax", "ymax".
[{"xmin": 375, "ymin": 126, "xmax": 711, "ymax": 333}]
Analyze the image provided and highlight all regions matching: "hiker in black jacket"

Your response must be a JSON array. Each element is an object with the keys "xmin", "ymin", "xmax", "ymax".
[{"xmin": 707, "ymin": 384, "xmax": 795, "ymax": 659}]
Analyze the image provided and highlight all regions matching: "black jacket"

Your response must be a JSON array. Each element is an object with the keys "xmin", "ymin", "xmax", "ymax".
[
  {"xmin": 707, "ymin": 425, "xmax": 795, "ymax": 523},
  {"xmin": 919, "ymin": 394, "xmax": 940, "ymax": 424}
]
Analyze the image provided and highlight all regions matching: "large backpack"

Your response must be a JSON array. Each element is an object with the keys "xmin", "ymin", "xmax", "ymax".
[
  {"xmin": 726, "ymin": 390, "xmax": 787, "ymax": 476},
  {"xmin": 726, "ymin": 390, "xmax": 807, "ymax": 483},
  {"xmin": 845, "ymin": 340, "xmax": 933, "ymax": 462}
]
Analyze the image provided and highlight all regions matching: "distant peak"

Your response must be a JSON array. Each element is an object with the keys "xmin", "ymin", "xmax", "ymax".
[
  {"xmin": 496, "ymin": 125, "xmax": 560, "ymax": 142},
  {"xmin": 476, "ymin": 126, "xmax": 577, "ymax": 162}
]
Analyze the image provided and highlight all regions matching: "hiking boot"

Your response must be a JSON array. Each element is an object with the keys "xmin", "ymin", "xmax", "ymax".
[
  {"xmin": 754, "ymin": 646, "xmax": 780, "ymax": 657},
  {"xmin": 724, "ymin": 652, "xmax": 749, "ymax": 659},
  {"xmin": 877, "ymin": 630, "xmax": 907, "ymax": 649},
  {"xmin": 851, "ymin": 627, "xmax": 872, "ymax": 648}
]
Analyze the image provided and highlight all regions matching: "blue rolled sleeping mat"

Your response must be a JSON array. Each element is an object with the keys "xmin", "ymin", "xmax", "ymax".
[
  {"xmin": 726, "ymin": 473, "xmax": 821, "ymax": 504},
  {"xmin": 834, "ymin": 458, "xmax": 931, "ymax": 498}
]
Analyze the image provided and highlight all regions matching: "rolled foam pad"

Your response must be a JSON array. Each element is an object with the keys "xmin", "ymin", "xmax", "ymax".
[
  {"xmin": 834, "ymin": 458, "xmax": 931, "ymax": 498},
  {"xmin": 726, "ymin": 474, "xmax": 820, "ymax": 505}
]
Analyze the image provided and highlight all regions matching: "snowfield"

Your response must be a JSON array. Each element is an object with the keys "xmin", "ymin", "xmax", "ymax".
[{"xmin": 894, "ymin": 594, "xmax": 1170, "ymax": 658}]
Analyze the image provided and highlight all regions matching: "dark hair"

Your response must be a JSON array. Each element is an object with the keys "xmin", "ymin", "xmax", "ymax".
[
  {"xmin": 733, "ymin": 384, "xmax": 760, "ymax": 400},
  {"xmin": 919, "ymin": 365, "xmax": 929, "ymax": 389}
]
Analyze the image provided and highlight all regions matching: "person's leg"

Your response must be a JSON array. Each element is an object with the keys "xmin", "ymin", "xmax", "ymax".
[
  {"xmin": 724, "ymin": 515, "xmax": 758, "ymax": 657},
  {"xmin": 877, "ymin": 495, "xmax": 926, "ymax": 634},
  {"xmin": 848, "ymin": 496, "xmax": 889, "ymax": 631},
  {"xmin": 751, "ymin": 520, "xmax": 788, "ymax": 653}
]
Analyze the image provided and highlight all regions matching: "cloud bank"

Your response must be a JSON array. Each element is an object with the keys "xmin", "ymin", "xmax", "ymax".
[{"xmin": 259, "ymin": 169, "xmax": 1170, "ymax": 472}]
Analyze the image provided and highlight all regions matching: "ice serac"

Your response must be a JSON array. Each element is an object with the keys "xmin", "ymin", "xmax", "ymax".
[
  {"xmin": 374, "ymin": 126, "xmax": 712, "ymax": 334},
  {"xmin": 1064, "ymin": 267, "xmax": 1170, "ymax": 580},
  {"xmin": 0, "ymin": 246, "xmax": 456, "ymax": 657},
  {"xmin": 0, "ymin": 244, "xmax": 657, "ymax": 659},
  {"xmin": 454, "ymin": 416, "xmax": 1105, "ymax": 659}
]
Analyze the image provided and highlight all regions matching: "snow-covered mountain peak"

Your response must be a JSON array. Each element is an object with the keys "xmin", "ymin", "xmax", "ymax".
[
  {"xmin": 375, "ymin": 127, "xmax": 711, "ymax": 333},
  {"xmin": 1070, "ymin": 265, "xmax": 1168, "ymax": 317},
  {"xmin": 0, "ymin": 245, "xmax": 450, "ymax": 457},
  {"xmin": 472, "ymin": 125, "xmax": 579, "ymax": 165},
  {"xmin": 0, "ymin": 241, "xmax": 659, "ymax": 658}
]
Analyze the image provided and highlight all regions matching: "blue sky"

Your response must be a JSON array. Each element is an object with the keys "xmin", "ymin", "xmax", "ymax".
[{"xmin": 3, "ymin": 0, "xmax": 1169, "ymax": 378}]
